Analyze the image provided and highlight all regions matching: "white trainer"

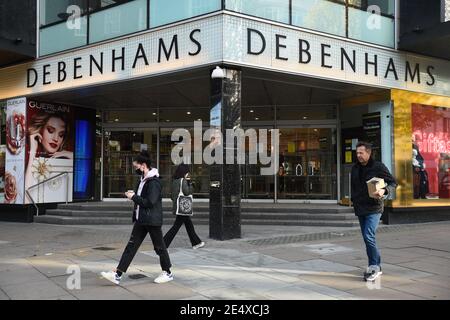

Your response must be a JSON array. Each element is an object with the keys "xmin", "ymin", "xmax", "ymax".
[
  {"xmin": 101, "ymin": 271, "xmax": 121, "ymax": 285},
  {"xmin": 364, "ymin": 265, "xmax": 383, "ymax": 282},
  {"xmin": 192, "ymin": 241, "xmax": 205, "ymax": 250},
  {"xmin": 154, "ymin": 271, "xmax": 173, "ymax": 284}
]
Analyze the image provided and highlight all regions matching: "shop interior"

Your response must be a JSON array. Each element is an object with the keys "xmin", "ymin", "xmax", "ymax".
[{"xmin": 11, "ymin": 66, "xmax": 390, "ymax": 203}]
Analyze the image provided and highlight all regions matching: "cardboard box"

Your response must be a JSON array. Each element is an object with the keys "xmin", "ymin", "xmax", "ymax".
[{"xmin": 366, "ymin": 177, "xmax": 386, "ymax": 198}]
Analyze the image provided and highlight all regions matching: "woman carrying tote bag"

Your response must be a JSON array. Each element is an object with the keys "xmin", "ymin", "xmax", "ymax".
[{"xmin": 163, "ymin": 163, "xmax": 205, "ymax": 249}]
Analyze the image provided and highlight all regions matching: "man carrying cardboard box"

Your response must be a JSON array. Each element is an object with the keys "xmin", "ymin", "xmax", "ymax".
[{"xmin": 351, "ymin": 141, "xmax": 397, "ymax": 282}]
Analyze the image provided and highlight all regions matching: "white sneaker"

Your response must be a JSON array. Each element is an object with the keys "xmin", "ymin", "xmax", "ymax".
[
  {"xmin": 154, "ymin": 271, "xmax": 173, "ymax": 284},
  {"xmin": 192, "ymin": 241, "xmax": 205, "ymax": 250},
  {"xmin": 101, "ymin": 271, "xmax": 121, "ymax": 285},
  {"xmin": 364, "ymin": 265, "xmax": 382, "ymax": 282},
  {"xmin": 365, "ymin": 270, "xmax": 382, "ymax": 282}
]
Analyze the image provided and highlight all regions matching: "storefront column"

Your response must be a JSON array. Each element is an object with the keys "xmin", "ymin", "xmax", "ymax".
[{"xmin": 209, "ymin": 67, "xmax": 242, "ymax": 240}]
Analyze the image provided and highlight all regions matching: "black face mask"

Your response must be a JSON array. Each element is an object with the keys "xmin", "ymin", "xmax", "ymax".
[{"xmin": 135, "ymin": 169, "xmax": 143, "ymax": 175}]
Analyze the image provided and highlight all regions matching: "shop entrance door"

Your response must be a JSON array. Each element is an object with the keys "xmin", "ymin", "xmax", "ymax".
[
  {"xmin": 103, "ymin": 128, "xmax": 158, "ymax": 198},
  {"xmin": 277, "ymin": 127, "xmax": 337, "ymax": 201},
  {"xmin": 159, "ymin": 127, "xmax": 210, "ymax": 198}
]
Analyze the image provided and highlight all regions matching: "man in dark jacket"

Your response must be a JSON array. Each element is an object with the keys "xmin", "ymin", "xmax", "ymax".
[
  {"xmin": 351, "ymin": 141, "xmax": 397, "ymax": 282},
  {"xmin": 101, "ymin": 151, "xmax": 173, "ymax": 285}
]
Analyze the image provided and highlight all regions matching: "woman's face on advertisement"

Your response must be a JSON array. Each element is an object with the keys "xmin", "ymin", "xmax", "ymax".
[{"xmin": 41, "ymin": 117, "xmax": 66, "ymax": 154}]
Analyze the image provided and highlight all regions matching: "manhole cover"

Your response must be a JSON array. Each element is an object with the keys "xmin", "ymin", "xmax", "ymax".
[
  {"xmin": 92, "ymin": 247, "xmax": 116, "ymax": 251},
  {"xmin": 128, "ymin": 274, "xmax": 148, "ymax": 280}
]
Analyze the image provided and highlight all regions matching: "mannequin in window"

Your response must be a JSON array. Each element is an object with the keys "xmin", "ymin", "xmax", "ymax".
[{"xmin": 412, "ymin": 134, "xmax": 429, "ymax": 199}]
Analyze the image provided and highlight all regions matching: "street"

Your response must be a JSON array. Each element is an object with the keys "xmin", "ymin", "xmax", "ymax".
[{"xmin": 0, "ymin": 221, "xmax": 449, "ymax": 300}]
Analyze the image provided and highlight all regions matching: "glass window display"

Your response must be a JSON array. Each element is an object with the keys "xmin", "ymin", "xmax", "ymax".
[{"xmin": 412, "ymin": 104, "xmax": 450, "ymax": 199}]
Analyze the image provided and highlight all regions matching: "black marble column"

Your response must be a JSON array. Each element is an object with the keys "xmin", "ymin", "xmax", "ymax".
[{"xmin": 209, "ymin": 68, "xmax": 242, "ymax": 240}]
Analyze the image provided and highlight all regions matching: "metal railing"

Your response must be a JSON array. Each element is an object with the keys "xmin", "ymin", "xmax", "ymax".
[{"xmin": 25, "ymin": 172, "xmax": 70, "ymax": 216}]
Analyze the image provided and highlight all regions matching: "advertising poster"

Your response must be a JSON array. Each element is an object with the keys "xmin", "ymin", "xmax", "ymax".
[
  {"xmin": 209, "ymin": 101, "xmax": 222, "ymax": 149},
  {"xmin": 0, "ymin": 146, "xmax": 5, "ymax": 203},
  {"xmin": 412, "ymin": 104, "xmax": 450, "ymax": 199},
  {"xmin": 362, "ymin": 112, "xmax": 382, "ymax": 162},
  {"xmin": 25, "ymin": 101, "xmax": 74, "ymax": 204},
  {"xmin": 5, "ymin": 97, "xmax": 27, "ymax": 204}
]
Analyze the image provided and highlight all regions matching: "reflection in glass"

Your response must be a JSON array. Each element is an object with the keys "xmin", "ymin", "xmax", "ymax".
[
  {"xmin": 89, "ymin": 0, "xmax": 147, "ymax": 43},
  {"xmin": 348, "ymin": 7, "xmax": 394, "ymax": 47},
  {"xmin": 292, "ymin": 0, "xmax": 346, "ymax": 36},
  {"xmin": 40, "ymin": 0, "xmax": 88, "ymax": 26},
  {"xmin": 150, "ymin": 0, "xmax": 221, "ymax": 27},
  {"xmin": 277, "ymin": 128, "xmax": 337, "ymax": 200},
  {"xmin": 103, "ymin": 130, "xmax": 158, "ymax": 198},
  {"xmin": 226, "ymin": 0, "xmax": 290, "ymax": 24}
]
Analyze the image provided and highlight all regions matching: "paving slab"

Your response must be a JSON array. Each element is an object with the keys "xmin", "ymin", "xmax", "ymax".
[
  {"xmin": 346, "ymin": 287, "xmax": 425, "ymax": 300},
  {"xmin": 397, "ymin": 261, "xmax": 450, "ymax": 277},
  {"xmin": 261, "ymin": 284, "xmax": 338, "ymax": 300},
  {"xmin": 411, "ymin": 275, "xmax": 450, "ymax": 290},
  {"xmin": 273, "ymin": 259, "xmax": 359, "ymax": 274},
  {"xmin": 125, "ymin": 282, "xmax": 196, "ymax": 300},
  {"xmin": 0, "ymin": 289, "xmax": 10, "ymax": 300},
  {"xmin": 2, "ymin": 279, "xmax": 70, "ymax": 300},
  {"xmin": 385, "ymin": 282, "xmax": 450, "ymax": 300}
]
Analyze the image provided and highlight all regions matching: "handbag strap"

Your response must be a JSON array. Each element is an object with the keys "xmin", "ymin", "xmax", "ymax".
[{"xmin": 178, "ymin": 178, "xmax": 184, "ymax": 196}]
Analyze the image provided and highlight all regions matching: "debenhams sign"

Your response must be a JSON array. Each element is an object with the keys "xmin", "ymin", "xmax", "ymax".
[{"xmin": 1, "ymin": 14, "xmax": 449, "ymax": 99}]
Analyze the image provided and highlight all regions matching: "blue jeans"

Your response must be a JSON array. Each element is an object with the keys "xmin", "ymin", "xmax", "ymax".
[{"xmin": 358, "ymin": 213, "xmax": 382, "ymax": 267}]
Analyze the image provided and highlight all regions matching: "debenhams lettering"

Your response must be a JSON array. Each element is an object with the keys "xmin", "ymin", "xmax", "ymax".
[
  {"xmin": 246, "ymin": 28, "xmax": 436, "ymax": 86},
  {"xmin": 27, "ymin": 26, "xmax": 436, "ymax": 88},
  {"xmin": 27, "ymin": 29, "xmax": 202, "ymax": 88}
]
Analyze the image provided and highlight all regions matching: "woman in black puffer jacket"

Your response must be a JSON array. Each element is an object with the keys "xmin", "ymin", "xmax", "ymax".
[{"xmin": 100, "ymin": 151, "xmax": 173, "ymax": 285}]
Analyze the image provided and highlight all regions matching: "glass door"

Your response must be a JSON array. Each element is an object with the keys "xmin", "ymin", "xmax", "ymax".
[
  {"xmin": 103, "ymin": 129, "xmax": 158, "ymax": 198},
  {"xmin": 241, "ymin": 126, "xmax": 275, "ymax": 199},
  {"xmin": 159, "ymin": 127, "xmax": 210, "ymax": 198},
  {"xmin": 277, "ymin": 127, "xmax": 337, "ymax": 200}
]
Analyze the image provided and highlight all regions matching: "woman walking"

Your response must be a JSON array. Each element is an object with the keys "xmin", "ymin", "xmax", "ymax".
[
  {"xmin": 101, "ymin": 151, "xmax": 173, "ymax": 284},
  {"xmin": 163, "ymin": 164, "xmax": 205, "ymax": 249}
]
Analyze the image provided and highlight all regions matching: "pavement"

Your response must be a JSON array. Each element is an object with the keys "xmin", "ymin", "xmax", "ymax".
[{"xmin": 0, "ymin": 220, "xmax": 449, "ymax": 300}]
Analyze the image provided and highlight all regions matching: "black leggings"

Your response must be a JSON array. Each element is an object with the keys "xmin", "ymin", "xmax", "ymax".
[
  {"xmin": 164, "ymin": 215, "xmax": 202, "ymax": 248},
  {"xmin": 117, "ymin": 223, "xmax": 171, "ymax": 273}
]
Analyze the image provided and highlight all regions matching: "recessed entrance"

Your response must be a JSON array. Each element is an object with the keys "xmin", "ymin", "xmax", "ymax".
[
  {"xmin": 28, "ymin": 66, "xmax": 388, "ymax": 203},
  {"xmin": 277, "ymin": 127, "xmax": 337, "ymax": 201}
]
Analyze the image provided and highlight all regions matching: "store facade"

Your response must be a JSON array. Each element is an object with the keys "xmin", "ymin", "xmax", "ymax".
[{"xmin": 0, "ymin": 1, "xmax": 450, "ymax": 224}]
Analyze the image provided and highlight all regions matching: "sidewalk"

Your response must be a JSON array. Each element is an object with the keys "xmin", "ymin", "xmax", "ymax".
[{"xmin": 0, "ymin": 221, "xmax": 449, "ymax": 300}]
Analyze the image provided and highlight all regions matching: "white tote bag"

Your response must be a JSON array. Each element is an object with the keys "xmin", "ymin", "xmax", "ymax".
[{"xmin": 175, "ymin": 178, "xmax": 193, "ymax": 216}]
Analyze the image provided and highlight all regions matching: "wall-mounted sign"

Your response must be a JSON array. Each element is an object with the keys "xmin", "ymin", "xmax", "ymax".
[
  {"xmin": 223, "ymin": 15, "xmax": 450, "ymax": 97},
  {"xmin": 0, "ymin": 14, "xmax": 449, "ymax": 100},
  {"xmin": 362, "ymin": 112, "xmax": 382, "ymax": 162},
  {"xmin": 4, "ymin": 98, "xmax": 27, "ymax": 204},
  {"xmin": 25, "ymin": 101, "xmax": 74, "ymax": 204}
]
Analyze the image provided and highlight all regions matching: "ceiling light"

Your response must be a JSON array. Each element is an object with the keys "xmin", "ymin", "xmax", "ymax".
[{"xmin": 187, "ymin": 111, "xmax": 191, "ymax": 115}]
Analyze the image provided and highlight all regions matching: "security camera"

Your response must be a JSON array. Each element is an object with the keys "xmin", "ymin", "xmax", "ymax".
[{"xmin": 211, "ymin": 66, "xmax": 226, "ymax": 79}]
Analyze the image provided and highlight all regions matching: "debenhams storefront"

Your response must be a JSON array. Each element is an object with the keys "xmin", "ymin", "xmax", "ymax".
[{"xmin": 1, "ymin": 3, "xmax": 450, "ymax": 223}]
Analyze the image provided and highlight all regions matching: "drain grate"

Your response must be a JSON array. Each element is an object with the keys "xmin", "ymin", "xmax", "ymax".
[
  {"xmin": 247, "ymin": 230, "xmax": 360, "ymax": 246},
  {"xmin": 92, "ymin": 246, "xmax": 116, "ymax": 251},
  {"xmin": 128, "ymin": 274, "xmax": 148, "ymax": 280},
  {"xmin": 246, "ymin": 222, "xmax": 450, "ymax": 246}
]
